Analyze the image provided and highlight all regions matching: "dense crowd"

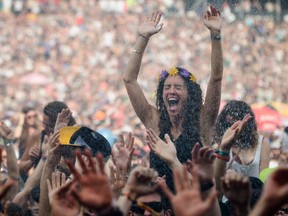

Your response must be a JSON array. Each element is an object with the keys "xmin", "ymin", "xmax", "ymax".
[{"xmin": 0, "ymin": 0, "xmax": 287, "ymax": 216}]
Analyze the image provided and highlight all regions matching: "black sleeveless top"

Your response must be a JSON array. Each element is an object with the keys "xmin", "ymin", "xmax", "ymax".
[{"xmin": 149, "ymin": 133, "xmax": 200, "ymax": 192}]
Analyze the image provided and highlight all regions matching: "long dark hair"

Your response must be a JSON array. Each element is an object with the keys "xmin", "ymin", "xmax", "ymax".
[
  {"xmin": 213, "ymin": 100, "xmax": 258, "ymax": 149},
  {"xmin": 156, "ymin": 67, "xmax": 202, "ymax": 143},
  {"xmin": 43, "ymin": 101, "xmax": 76, "ymax": 128}
]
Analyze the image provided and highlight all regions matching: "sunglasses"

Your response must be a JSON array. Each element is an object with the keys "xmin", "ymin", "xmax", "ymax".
[{"xmin": 131, "ymin": 201, "xmax": 162, "ymax": 215}]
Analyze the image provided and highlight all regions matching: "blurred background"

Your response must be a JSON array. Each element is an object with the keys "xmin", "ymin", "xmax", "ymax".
[{"xmin": 0, "ymin": 0, "xmax": 287, "ymax": 164}]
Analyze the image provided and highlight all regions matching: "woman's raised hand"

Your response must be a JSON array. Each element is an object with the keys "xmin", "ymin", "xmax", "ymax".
[{"xmin": 138, "ymin": 11, "xmax": 163, "ymax": 38}]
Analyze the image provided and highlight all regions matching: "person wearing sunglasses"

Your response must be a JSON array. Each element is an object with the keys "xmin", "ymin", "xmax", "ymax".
[{"xmin": 128, "ymin": 191, "xmax": 172, "ymax": 216}]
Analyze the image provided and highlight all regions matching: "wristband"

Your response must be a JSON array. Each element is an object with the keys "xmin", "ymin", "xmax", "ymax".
[
  {"xmin": 214, "ymin": 153, "xmax": 230, "ymax": 162},
  {"xmin": 215, "ymin": 149, "xmax": 230, "ymax": 157},
  {"xmin": 138, "ymin": 33, "xmax": 149, "ymax": 40},
  {"xmin": 211, "ymin": 34, "xmax": 221, "ymax": 40},
  {"xmin": 132, "ymin": 49, "xmax": 143, "ymax": 55},
  {"xmin": 4, "ymin": 140, "xmax": 14, "ymax": 146}
]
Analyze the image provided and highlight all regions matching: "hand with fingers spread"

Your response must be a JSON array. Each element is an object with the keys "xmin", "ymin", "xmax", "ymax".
[
  {"xmin": 203, "ymin": 5, "xmax": 222, "ymax": 32},
  {"xmin": 110, "ymin": 163, "xmax": 127, "ymax": 197},
  {"xmin": 220, "ymin": 114, "xmax": 252, "ymax": 152},
  {"xmin": 46, "ymin": 131, "xmax": 61, "ymax": 162},
  {"xmin": 138, "ymin": 11, "xmax": 163, "ymax": 39},
  {"xmin": 0, "ymin": 121, "xmax": 14, "ymax": 142},
  {"xmin": 47, "ymin": 131, "xmax": 61, "ymax": 156},
  {"xmin": 47, "ymin": 172, "xmax": 80, "ymax": 216},
  {"xmin": 146, "ymin": 128, "xmax": 177, "ymax": 166},
  {"xmin": 188, "ymin": 143, "xmax": 215, "ymax": 182},
  {"xmin": 122, "ymin": 165, "xmax": 159, "ymax": 201},
  {"xmin": 54, "ymin": 108, "xmax": 72, "ymax": 133},
  {"xmin": 222, "ymin": 172, "xmax": 250, "ymax": 215},
  {"xmin": 67, "ymin": 149, "xmax": 113, "ymax": 210},
  {"xmin": 111, "ymin": 132, "xmax": 134, "ymax": 170},
  {"xmin": 0, "ymin": 149, "xmax": 15, "ymax": 199},
  {"xmin": 160, "ymin": 165, "xmax": 217, "ymax": 216}
]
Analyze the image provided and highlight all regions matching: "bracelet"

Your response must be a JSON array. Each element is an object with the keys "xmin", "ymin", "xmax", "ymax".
[
  {"xmin": 215, "ymin": 149, "xmax": 230, "ymax": 157},
  {"xmin": 211, "ymin": 34, "xmax": 221, "ymax": 40},
  {"xmin": 4, "ymin": 140, "xmax": 14, "ymax": 146},
  {"xmin": 138, "ymin": 33, "xmax": 149, "ymax": 40},
  {"xmin": 214, "ymin": 153, "xmax": 230, "ymax": 162},
  {"xmin": 132, "ymin": 49, "xmax": 143, "ymax": 55}
]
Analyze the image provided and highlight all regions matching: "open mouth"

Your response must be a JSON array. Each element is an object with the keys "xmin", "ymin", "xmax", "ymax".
[{"xmin": 168, "ymin": 98, "xmax": 179, "ymax": 107}]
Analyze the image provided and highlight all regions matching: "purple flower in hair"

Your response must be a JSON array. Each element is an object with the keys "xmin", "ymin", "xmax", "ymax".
[
  {"xmin": 179, "ymin": 68, "xmax": 190, "ymax": 78},
  {"xmin": 160, "ymin": 70, "xmax": 169, "ymax": 79}
]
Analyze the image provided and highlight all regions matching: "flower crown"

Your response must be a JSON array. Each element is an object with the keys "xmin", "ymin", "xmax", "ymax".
[{"xmin": 159, "ymin": 67, "xmax": 197, "ymax": 83}]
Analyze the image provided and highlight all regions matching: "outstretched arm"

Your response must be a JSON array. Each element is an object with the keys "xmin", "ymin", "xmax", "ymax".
[
  {"xmin": 201, "ymin": 5, "xmax": 223, "ymax": 146},
  {"xmin": 123, "ymin": 11, "xmax": 162, "ymax": 132},
  {"xmin": 260, "ymin": 137, "xmax": 270, "ymax": 172}
]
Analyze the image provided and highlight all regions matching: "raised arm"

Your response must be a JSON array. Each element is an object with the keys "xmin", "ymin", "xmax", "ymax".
[
  {"xmin": 200, "ymin": 5, "xmax": 223, "ymax": 146},
  {"xmin": 123, "ymin": 11, "xmax": 162, "ymax": 132},
  {"xmin": 13, "ymin": 159, "xmax": 45, "ymax": 207},
  {"xmin": 260, "ymin": 137, "xmax": 270, "ymax": 172},
  {"xmin": 0, "ymin": 122, "xmax": 19, "ymax": 201}
]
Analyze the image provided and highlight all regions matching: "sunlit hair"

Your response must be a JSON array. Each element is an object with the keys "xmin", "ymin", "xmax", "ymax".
[
  {"xmin": 213, "ymin": 100, "xmax": 258, "ymax": 149},
  {"xmin": 156, "ymin": 67, "xmax": 202, "ymax": 143}
]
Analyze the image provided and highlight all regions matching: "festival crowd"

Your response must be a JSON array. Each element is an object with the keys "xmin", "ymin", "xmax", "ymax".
[{"xmin": 0, "ymin": 0, "xmax": 286, "ymax": 215}]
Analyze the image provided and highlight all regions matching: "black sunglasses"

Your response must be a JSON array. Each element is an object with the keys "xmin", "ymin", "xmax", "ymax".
[{"xmin": 131, "ymin": 201, "xmax": 163, "ymax": 215}]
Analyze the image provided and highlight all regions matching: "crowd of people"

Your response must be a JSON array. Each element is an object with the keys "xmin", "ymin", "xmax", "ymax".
[{"xmin": 0, "ymin": 0, "xmax": 287, "ymax": 215}]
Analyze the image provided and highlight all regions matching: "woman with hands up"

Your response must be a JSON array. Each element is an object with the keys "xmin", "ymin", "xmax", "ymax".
[{"xmin": 124, "ymin": 6, "xmax": 223, "ymax": 202}]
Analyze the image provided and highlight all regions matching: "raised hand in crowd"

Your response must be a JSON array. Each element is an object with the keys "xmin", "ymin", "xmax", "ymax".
[
  {"xmin": 39, "ymin": 131, "xmax": 62, "ymax": 216},
  {"xmin": 67, "ymin": 149, "xmax": 113, "ymax": 211},
  {"xmin": 220, "ymin": 114, "xmax": 252, "ymax": 152},
  {"xmin": 0, "ymin": 149, "xmax": 15, "ymax": 200},
  {"xmin": 249, "ymin": 167, "xmax": 288, "ymax": 216},
  {"xmin": 146, "ymin": 128, "xmax": 178, "ymax": 168},
  {"xmin": 0, "ymin": 121, "xmax": 18, "ymax": 201},
  {"xmin": 188, "ymin": 143, "xmax": 215, "ymax": 182},
  {"xmin": 110, "ymin": 163, "xmax": 127, "ymax": 198},
  {"xmin": 46, "ymin": 131, "xmax": 61, "ymax": 160},
  {"xmin": 28, "ymin": 145, "xmax": 40, "ymax": 164},
  {"xmin": 222, "ymin": 172, "xmax": 251, "ymax": 216},
  {"xmin": 47, "ymin": 172, "xmax": 80, "ymax": 216},
  {"xmin": 111, "ymin": 132, "xmax": 134, "ymax": 170},
  {"xmin": 54, "ymin": 108, "xmax": 72, "ymax": 133},
  {"xmin": 203, "ymin": 5, "xmax": 222, "ymax": 33},
  {"xmin": 214, "ymin": 114, "xmax": 252, "ymax": 197},
  {"xmin": 122, "ymin": 165, "xmax": 159, "ymax": 201},
  {"xmin": 200, "ymin": 4, "xmax": 223, "ymax": 146},
  {"xmin": 138, "ymin": 11, "xmax": 163, "ymax": 39},
  {"xmin": 0, "ymin": 121, "xmax": 14, "ymax": 142},
  {"xmin": 160, "ymin": 165, "xmax": 217, "ymax": 216},
  {"xmin": 118, "ymin": 165, "xmax": 159, "ymax": 215}
]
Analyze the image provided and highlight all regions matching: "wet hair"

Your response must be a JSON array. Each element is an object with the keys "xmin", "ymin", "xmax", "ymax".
[
  {"xmin": 213, "ymin": 100, "xmax": 258, "ymax": 149},
  {"xmin": 43, "ymin": 101, "xmax": 76, "ymax": 128},
  {"xmin": 4, "ymin": 202, "xmax": 33, "ymax": 216},
  {"xmin": 22, "ymin": 106, "xmax": 35, "ymax": 114},
  {"xmin": 156, "ymin": 67, "xmax": 202, "ymax": 143}
]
